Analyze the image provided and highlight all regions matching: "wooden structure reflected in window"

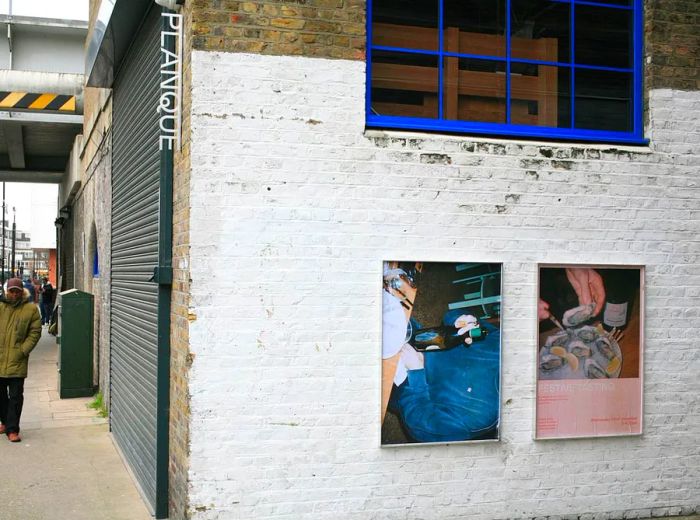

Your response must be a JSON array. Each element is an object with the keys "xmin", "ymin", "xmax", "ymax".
[{"xmin": 371, "ymin": 23, "xmax": 558, "ymax": 126}]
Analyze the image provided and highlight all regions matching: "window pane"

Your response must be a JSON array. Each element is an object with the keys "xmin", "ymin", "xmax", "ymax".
[
  {"xmin": 575, "ymin": 69, "xmax": 632, "ymax": 132},
  {"xmin": 582, "ymin": 0, "xmax": 630, "ymax": 6},
  {"xmin": 510, "ymin": 63, "xmax": 570, "ymax": 127},
  {"xmin": 371, "ymin": 51, "xmax": 439, "ymax": 119},
  {"xmin": 442, "ymin": 58, "xmax": 506, "ymax": 123},
  {"xmin": 511, "ymin": 0, "xmax": 570, "ymax": 63},
  {"xmin": 372, "ymin": 0, "xmax": 439, "ymax": 51},
  {"xmin": 444, "ymin": 0, "xmax": 506, "ymax": 57},
  {"xmin": 575, "ymin": 5, "xmax": 631, "ymax": 68}
]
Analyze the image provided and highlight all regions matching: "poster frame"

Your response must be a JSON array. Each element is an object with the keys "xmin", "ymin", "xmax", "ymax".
[
  {"xmin": 534, "ymin": 263, "xmax": 645, "ymax": 441},
  {"xmin": 379, "ymin": 259, "xmax": 504, "ymax": 448}
]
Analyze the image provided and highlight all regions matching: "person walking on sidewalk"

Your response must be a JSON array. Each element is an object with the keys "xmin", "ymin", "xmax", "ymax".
[
  {"xmin": 23, "ymin": 277, "xmax": 35, "ymax": 303},
  {"xmin": 0, "ymin": 278, "xmax": 42, "ymax": 442},
  {"xmin": 39, "ymin": 277, "xmax": 55, "ymax": 326}
]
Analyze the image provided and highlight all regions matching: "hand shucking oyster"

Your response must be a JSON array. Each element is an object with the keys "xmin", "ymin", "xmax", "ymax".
[{"xmin": 562, "ymin": 302, "xmax": 596, "ymax": 328}]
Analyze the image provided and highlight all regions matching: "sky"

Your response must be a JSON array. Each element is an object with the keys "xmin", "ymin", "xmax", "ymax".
[
  {"xmin": 2, "ymin": 183, "xmax": 58, "ymax": 249},
  {"xmin": 0, "ymin": 0, "xmax": 88, "ymax": 20},
  {"xmin": 0, "ymin": 0, "xmax": 87, "ymax": 248}
]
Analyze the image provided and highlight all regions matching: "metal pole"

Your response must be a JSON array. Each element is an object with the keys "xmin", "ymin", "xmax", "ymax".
[
  {"xmin": 55, "ymin": 222, "xmax": 60, "ymax": 291},
  {"xmin": 8, "ymin": 0, "xmax": 12, "ymax": 71},
  {"xmin": 11, "ymin": 207, "xmax": 16, "ymax": 278},
  {"xmin": 1, "ymin": 182, "xmax": 5, "ymax": 288}
]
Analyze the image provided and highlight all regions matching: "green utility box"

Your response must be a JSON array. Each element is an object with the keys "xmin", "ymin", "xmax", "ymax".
[{"xmin": 57, "ymin": 289, "xmax": 94, "ymax": 398}]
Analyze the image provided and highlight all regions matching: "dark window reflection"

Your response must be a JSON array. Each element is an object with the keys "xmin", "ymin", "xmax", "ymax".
[
  {"xmin": 575, "ymin": 69, "xmax": 632, "ymax": 132},
  {"xmin": 371, "ymin": 51, "xmax": 439, "ymax": 119},
  {"xmin": 443, "ymin": 58, "xmax": 506, "ymax": 123},
  {"xmin": 511, "ymin": 0, "xmax": 570, "ymax": 63},
  {"xmin": 372, "ymin": 0, "xmax": 439, "ymax": 51},
  {"xmin": 575, "ymin": 6, "xmax": 632, "ymax": 68},
  {"xmin": 511, "ymin": 63, "xmax": 570, "ymax": 127},
  {"xmin": 584, "ymin": 0, "xmax": 630, "ymax": 5},
  {"xmin": 444, "ymin": 0, "xmax": 507, "ymax": 57},
  {"xmin": 369, "ymin": 0, "xmax": 636, "ymax": 134}
]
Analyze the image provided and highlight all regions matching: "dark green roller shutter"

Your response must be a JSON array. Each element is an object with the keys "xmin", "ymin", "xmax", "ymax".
[{"xmin": 110, "ymin": 6, "xmax": 163, "ymax": 515}]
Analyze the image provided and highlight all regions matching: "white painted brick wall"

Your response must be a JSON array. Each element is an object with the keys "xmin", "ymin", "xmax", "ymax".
[{"xmin": 187, "ymin": 50, "xmax": 700, "ymax": 520}]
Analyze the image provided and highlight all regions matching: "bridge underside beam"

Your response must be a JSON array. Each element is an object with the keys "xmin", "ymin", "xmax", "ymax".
[
  {"xmin": 0, "ymin": 169, "xmax": 63, "ymax": 183},
  {"xmin": 0, "ymin": 111, "xmax": 83, "ymax": 125},
  {"xmin": 0, "ymin": 70, "xmax": 84, "ymax": 114},
  {"xmin": 1, "ymin": 122, "xmax": 25, "ymax": 169}
]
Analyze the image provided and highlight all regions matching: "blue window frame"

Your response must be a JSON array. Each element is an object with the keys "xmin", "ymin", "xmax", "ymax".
[{"xmin": 366, "ymin": 0, "xmax": 645, "ymax": 144}]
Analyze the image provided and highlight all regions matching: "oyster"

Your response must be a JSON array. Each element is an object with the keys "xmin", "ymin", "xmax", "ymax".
[
  {"xmin": 595, "ymin": 337, "xmax": 616, "ymax": 360},
  {"xmin": 546, "ymin": 331, "xmax": 570, "ymax": 349},
  {"xmin": 570, "ymin": 342, "xmax": 591, "ymax": 358},
  {"xmin": 540, "ymin": 354, "xmax": 565, "ymax": 372},
  {"xmin": 576, "ymin": 326, "xmax": 598, "ymax": 342},
  {"xmin": 540, "ymin": 318, "xmax": 623, "ymax": 380},
  {"xmin": 585, "ymin": 359, "xmax": 608, "ymax": 379},
  {"xmin": 562, "ymin": 303, "xmax": 596, "ymax": 327}
]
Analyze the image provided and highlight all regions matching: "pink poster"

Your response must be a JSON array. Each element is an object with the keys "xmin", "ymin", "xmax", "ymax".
[{"xmin": 536, "ymin": 265, "xmax": 643, "ymax": 439}]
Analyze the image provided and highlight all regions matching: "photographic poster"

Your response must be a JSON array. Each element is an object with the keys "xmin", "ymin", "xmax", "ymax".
[
  {"xmin": 381, "ymin": 261, "xmax": 502, "ymax": 445},
  {"xmin": 536, "ymin": 265, "xmax": 644, "ymax": 439}
]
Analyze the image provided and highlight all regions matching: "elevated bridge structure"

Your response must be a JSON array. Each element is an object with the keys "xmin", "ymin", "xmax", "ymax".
[{"xmin": 0, "ymin": 15, "xmax": 86, "ymax": 184}]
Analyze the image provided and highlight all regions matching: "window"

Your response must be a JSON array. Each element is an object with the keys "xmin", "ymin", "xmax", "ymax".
[
  {"xmin": 90, "ymin": 225, "xmax": 99, "ymax": 277},
  {"xmin": 367, "ymin": 0, "xmax": 644, "ymax": 144},
  {"xmin": 93, "ymin": 247, "xmax": 99, "ymax": 277}
]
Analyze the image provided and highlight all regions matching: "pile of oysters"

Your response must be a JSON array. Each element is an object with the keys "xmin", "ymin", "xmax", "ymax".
[{"xmin": 539, "ymin": 304, "xmax": 622, "ymax": 380}]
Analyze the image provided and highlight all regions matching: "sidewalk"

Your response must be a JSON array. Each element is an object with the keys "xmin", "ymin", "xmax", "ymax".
[{"xmin": 0, "ymin": 325, "xmax": 151, "ymax": 520}]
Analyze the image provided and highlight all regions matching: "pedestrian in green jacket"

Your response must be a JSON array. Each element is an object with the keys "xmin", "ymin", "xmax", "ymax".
[{"xmin": 0, "ymin": 277, "xmax": 42, "ymax": 442}]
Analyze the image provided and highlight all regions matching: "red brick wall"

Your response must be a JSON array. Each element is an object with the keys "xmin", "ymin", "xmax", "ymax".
[
  {"xmin": 191, "ymin": 0, "xmax": 365, "ymax": 60},
  {"xmin": 645, "ymin": 0, "xmax": 699, "ymax": 91}
]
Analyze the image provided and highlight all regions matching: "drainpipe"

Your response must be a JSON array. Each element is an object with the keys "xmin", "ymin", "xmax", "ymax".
[
  {"xmin": 150, "ymin": 4, "xmax": 181, "ymax": 518},
  {"xmin": 2, "ymin": 183, "xmax": 6, "ymax": 289},
  {"xmin": 11, "ymin": 208, "xmax": 16, "ymax": 277}
]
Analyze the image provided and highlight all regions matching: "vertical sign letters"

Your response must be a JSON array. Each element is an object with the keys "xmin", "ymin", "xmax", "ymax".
[{"xmin": 159, "ymin": 12, "xmax": 182, "ymax": 151}]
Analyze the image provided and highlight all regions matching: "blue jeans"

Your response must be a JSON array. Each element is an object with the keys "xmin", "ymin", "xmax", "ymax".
[
  {"xmin": 390, "ymin": 313, "xmax": 500, "ymax": 442},
  {"xmin": 41, "ymin": 301, "xmax": 52, "ymax": 324}
]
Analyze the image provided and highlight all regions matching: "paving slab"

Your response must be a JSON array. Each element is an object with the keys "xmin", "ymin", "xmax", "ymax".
[
  {"xmin": 0, "ymin": 424, "xmax": 151, "ymax": 520},
  {"xmin": 0, "ymin": 326, "xmax": 151, "ymax": 520}
]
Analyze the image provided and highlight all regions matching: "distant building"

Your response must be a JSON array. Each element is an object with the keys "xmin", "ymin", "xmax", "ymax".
[
  {"xmin": 31, "ymin": 248, "xmax": 54, "ymax": 281},
  {"xmin": 0, "ymin": 218, "xmax": 31, "ymax": 277}
]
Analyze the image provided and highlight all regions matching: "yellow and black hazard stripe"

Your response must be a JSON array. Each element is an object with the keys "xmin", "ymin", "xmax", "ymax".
[{"xmin": 0, "ymin": 91, "xmax": 76, "ymax": 112}]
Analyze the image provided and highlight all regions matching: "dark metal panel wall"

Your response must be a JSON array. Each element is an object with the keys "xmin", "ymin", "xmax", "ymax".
[
  {"xmin": 63, "ymin": 217, "xmax": 74, "ymax": 289},
  {"xmin": 110, "ymin": 6, "xmax": 161, "ymax": 513}
]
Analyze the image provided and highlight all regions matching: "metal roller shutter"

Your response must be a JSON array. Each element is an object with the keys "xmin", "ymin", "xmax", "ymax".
[{"xmin": 110, "ymin": 6, "xmax": 162, "ymax": 514}]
